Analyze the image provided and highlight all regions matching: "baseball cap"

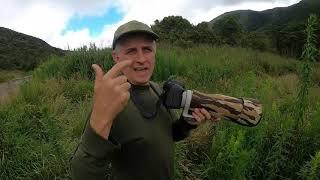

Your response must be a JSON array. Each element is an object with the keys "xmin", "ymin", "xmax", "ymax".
[{"xmin": 112, "ymin": 20, "xmax": 159, "ymax": 49}]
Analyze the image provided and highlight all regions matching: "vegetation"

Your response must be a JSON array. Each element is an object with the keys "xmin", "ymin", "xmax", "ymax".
[
  {"xmin": 0, "ymin": 27, "xmax": 64, "ymax": 71},
  {"xmin": 0, "ymin": 43, "xmax": 319, "ymax": 179},
  {"xmin": 0, "ymin": 70, "xmax": 28, "ymax": 83},
  {"xmin": 152, "ymin": 0, "xmax": 320, "ymax": 58},
  {"xmin": 294, "ymin": 14, "xmax": 320, "ymax": 179},
  {"xmin": 0, "ymin": 2, "xmax": 320, "ymax": 180}
]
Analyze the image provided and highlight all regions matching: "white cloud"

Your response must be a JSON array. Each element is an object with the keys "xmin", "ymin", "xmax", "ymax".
[
  {"xmin": 50, "ymin": 29, "xmax": 92, "ymax": 50},
  {"xmin": 0, "ymin": 0, "xmax": 301, "ymax": 49},
  {"xmin": 0, "ymin": 0, "xmax": 117, "ymax": 49},
  {"xmin": 187, "ymin": 0, "xmax": 300, "ymax": 7}
]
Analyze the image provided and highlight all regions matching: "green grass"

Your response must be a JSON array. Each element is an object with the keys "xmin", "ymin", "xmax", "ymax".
[
  {"xmin": 1, "ymin": 46, "xmax": 319, "ymax": 179},
  {"xmin": 0, "ymin": 70, "xmax": 28, "ymax": 83}
]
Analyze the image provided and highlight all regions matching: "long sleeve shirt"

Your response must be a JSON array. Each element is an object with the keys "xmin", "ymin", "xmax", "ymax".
[{"xmin": 70, "ymin": 83, "xmax": 197, "ymax": 180}]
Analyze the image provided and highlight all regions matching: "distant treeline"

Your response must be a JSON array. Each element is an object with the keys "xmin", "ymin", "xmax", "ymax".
[{"xmin": 151, "ymin": 15, "xmax": 320, "ymax": 61}]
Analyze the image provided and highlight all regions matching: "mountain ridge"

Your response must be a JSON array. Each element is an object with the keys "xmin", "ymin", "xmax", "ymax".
[
  {"xmin": 0, "ymin": 26, "xmax": 64, "ymax": 70},
  {"xmin": 209, "ymin": 0, "xmax": 320, "ymax": 32}
]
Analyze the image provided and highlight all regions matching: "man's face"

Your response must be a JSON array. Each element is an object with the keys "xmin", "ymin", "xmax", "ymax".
[{"xmin": 112, "ymin": 35, "xmax": 156, "ymax": 85}]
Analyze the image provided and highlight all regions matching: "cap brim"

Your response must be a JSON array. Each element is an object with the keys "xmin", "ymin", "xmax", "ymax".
[{"xmin": 112, "ymin": 30, "xmax": 159, "ymax": 49}]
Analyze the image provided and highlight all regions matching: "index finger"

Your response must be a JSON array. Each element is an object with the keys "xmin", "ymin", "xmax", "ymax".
[{"xmin": 106, "ymin": 60, "xmax": 132, "ymax": 79}]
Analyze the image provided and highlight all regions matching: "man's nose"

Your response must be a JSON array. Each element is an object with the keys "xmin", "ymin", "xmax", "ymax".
[{"xmin": 135, "ymin": 49, "xmax": 147, "ymax": 63}]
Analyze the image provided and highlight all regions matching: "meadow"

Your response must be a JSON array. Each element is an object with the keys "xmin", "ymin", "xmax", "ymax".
[{"xmin": 0, "ymin": 45, "xmax": 320, "ymax": 179}]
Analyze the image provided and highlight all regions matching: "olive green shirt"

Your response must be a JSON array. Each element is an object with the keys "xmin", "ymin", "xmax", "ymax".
[{"xmin": 70, "ymin": 83, "xmax": 197, "ymax": 180}]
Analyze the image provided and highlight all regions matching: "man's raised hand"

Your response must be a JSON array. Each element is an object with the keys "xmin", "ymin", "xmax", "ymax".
[{"xmin": 90, "ymin": 60, "xmax": 132, "ymax": 139}]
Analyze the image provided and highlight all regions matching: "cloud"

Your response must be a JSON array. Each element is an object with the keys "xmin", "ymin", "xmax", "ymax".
[
  {"xmin": 189, "ymin": 0, "xmax": 299, "ymax": 7},
  {"xmin": 0, "ymin": 0, "xmax": 117, "ymax": 47},
  {"xmin": 189, "ymin": 0, "xmax": 301, "ymax": 23},
  {"xmin": 0, "ymin": 0, "xmax": 301, "ymax": 49}
]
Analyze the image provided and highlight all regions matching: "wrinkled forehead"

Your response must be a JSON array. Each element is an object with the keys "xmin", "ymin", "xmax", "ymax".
[{"xmin": 116, "ymin": 32, "xmax": 155, "ymax": 47}]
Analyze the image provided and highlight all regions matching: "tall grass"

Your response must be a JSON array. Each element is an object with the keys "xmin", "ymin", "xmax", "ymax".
[
  {"xmin": 33, "ymin": 48, "xmax": 113, "ymax": 81},
  {"xmin": 0, "ymin": 45, "xmax": 319, "ymax": 179},
  {"xmin": 295, "ymin": 14, "xmax": 319, "ymax": 127}
]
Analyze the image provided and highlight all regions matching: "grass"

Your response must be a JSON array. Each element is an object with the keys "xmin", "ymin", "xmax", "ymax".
[
  {"xmin": 0, "ymin": 46, "xmax": 320, "ymax": 179},
  {"xmin": 0, "ymin": 70, "xmax": 28, "ymax": 83}
]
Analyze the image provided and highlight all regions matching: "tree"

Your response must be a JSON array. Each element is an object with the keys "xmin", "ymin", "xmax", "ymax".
[
  {"xmin": 192, "ymin": 22, "xmax": 217, "ymax": 45},
  {"xmin": 270, "ymin": 23, "xmax": 306, "ymax": 57},
  {"xmin": 242, "ymin": 32, "xmax": 270, "ymax": 51},
  {"xmin": 212, "ymin": 16, "xmax": 244, "ymax": 46},
  {"xmin": 152, "ymin": 16, "xmax": 194, "ymax": 44}
]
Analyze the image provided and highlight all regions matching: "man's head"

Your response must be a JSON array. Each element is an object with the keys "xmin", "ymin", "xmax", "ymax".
[{"xmin": 112, "ymin": 20, "xmax": 159, "ymax": 86}]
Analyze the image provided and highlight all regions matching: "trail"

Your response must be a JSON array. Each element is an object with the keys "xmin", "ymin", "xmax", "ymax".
[{"xmin": 0, "ymin": 76, "xmax": 32, "ymax": 103}]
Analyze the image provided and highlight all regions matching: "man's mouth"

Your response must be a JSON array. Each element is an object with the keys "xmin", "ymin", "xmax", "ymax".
[{"xmin": 133, "ymin": 67, "xmax": 148, "ymax": 72}]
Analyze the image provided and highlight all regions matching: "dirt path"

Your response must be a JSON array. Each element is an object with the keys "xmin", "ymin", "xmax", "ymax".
[{"xmin": 0, "ymin": 76, "xmax": 32, "ymax": 103}]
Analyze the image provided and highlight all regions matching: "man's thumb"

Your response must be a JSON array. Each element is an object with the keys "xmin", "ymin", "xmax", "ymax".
[{"xmin": 92, "ymin": 64, "xmax": 104, "ymax": 81}]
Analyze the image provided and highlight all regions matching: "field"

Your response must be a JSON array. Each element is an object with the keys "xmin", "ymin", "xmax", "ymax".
[{"xmin": 0, "ymin": 46, "xmax": 320, "ymax": 179}]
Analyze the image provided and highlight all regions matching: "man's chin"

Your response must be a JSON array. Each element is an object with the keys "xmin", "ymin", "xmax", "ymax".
[{"xmin": 129, "ymin": 78, "xmax": 150, "ymax": 86}]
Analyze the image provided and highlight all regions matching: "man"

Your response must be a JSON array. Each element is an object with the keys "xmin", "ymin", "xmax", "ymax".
[{"xmin": 70, "ymin": 20, "xmax": 218, "ymax": 180}]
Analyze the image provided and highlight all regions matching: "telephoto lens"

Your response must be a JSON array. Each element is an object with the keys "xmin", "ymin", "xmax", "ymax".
[{"xmin": 162, "ymin": 80, "xmax": 262, "ymax": 127}]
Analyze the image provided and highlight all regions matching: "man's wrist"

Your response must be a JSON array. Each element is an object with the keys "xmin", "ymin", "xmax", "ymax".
[
  {"xmin": 89, "ymin": 112, "xmax": 113, "ymax": 140},
  {"xmin": 184, "ymin": 116, "xmax": 201, "ymax": 126},
  {"xmin": 180, "ymin": 116, "xmax": 199, "ymax": 129},
  {"xmin": 90, "ymin": 121, "xmax": 112, "ymax": 140}
]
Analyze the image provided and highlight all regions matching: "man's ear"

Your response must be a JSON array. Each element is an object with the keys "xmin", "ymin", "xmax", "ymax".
[{"xmin": 112, "ymin": 50, "xmax": 119, "ymax": 63}]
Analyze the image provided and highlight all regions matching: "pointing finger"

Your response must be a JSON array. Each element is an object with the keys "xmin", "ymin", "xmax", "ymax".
[{"xmin": 106, "ymin": 60, "xmax": 132, "ymax": 79}]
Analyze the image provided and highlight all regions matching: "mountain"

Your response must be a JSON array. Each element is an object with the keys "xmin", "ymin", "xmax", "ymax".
[
  {"xmin": 0, "ymin": 27, "xmax": 64, "ymax": 70},
  {"xmin": 209, "ymin": 0, "xmax": 320, "ymax": 32}
]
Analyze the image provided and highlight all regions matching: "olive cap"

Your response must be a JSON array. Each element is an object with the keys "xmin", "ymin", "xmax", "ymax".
[{"xmin": 112, "ymin": 20, "xmax": 159, "ymax": 49}]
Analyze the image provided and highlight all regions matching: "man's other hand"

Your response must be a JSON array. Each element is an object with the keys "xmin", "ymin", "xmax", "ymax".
[{"xmin": 191, "ymin": 108, "xmax": 221, "ymax": 124}]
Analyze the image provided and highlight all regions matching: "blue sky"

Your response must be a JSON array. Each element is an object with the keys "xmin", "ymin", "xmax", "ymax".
[
  {"xmin": 0, "ymin": 0, "xmax": 301, "ymax": 49},
  {"xmin": 62, "ymin": 7, "xmax": 123, "ymax": 37}
]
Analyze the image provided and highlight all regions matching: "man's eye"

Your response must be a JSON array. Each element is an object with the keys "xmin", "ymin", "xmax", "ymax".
[
  {"xmin": 143, "ymin": 48, "xmax": 152, "ymax": 53},
  {"xmin": 126, "ymin": 49, "xmax": 135, "ymax": 54}
]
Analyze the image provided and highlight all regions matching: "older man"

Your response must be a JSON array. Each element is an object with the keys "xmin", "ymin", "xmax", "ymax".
[{"xmin": 70, "ymin": 20, "xmax": 215, "ymax": 180}]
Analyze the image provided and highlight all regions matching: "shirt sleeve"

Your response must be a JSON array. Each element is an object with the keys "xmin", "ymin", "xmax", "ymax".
[
  {"xmin": 70, "ymin": 115, "xmax": 121, "ymax": 180},
  {"xmin": 172, "ymin": 113, "xmax": 198, "ymax": 142}
]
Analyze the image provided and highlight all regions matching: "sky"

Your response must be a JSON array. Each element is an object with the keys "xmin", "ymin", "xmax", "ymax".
[{"xmin": 0, "ymin": 0, "xmax": 301, "ymax": 50}]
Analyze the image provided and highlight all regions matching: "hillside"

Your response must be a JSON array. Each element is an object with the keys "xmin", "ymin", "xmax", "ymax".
[
  {"xmin": 209, "ymin": 0, "xmax": 320, "ymax": 32},
  {"xmin": 0, "ymin": 27, "xmax": 64, "ymax": 70}
]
